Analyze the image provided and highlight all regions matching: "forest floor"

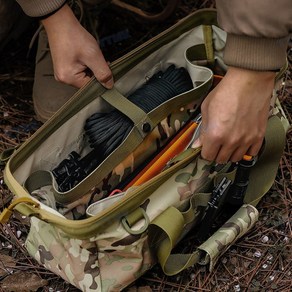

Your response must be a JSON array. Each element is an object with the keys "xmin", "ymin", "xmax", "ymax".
[{"xmin": 0, "ymin": 1, "xmax": 291, "ymax": 291}]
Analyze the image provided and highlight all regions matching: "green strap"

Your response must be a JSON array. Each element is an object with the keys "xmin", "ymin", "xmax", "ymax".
[
  {"xmin": 245, "ymin": 115, "xmax": 286, "ymax": 206},
  {"xmin": 202, "ymin": 25, "xmax": 215, "ymax": 66},
  {"xmin": 149, "ymin": 206, "xmax": 201, "ymax": 276},
  {"xmin": 150, "ymin": 204, "xmax": 260, "ymax": 275},
  {"xmin": 101, "ymin": 88, "xmax": 154, "ymax": 138}
]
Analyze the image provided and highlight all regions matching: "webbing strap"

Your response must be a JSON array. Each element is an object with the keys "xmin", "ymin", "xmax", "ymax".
[
  {"xmin": 101, "ymin": 88, "xmax": 154, "ymax": 138},
  {"xmin": 150, "ymin": 204, "xmax": 259, "ymax": 275},
  {"xmin": 245, "ymin": 115, "xmax": 286, "ymax": 206},
  {"xmin": 202, "ymin": 25, "xmax": 215, "ymax": 65},
  {"xmin": 149, "ymin": 206, "xmax": 201, "ymax": 275}
]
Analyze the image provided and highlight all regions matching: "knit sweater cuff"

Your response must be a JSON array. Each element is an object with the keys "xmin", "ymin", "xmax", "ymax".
[
  {"xmin": 16, "ymin": 0, "xmax": 67, "ymax": 17},
  {"xmin": 224, "ymin": 34, "xmax": 289, "ymax": 71}
]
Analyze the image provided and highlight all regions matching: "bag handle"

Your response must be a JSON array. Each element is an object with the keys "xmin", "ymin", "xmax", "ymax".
[{"xmin": 149, "ymin": 204, "xmax": 259, "ymax": 275}]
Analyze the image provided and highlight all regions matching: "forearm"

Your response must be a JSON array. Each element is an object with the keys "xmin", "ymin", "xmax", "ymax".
[
  {"xmin": 216, "ymin": 0, "xmax": 292, "ymax": 71},
  {"xmin": 41, "ymin": 4, "xmax": 78, "ymax": 36}
]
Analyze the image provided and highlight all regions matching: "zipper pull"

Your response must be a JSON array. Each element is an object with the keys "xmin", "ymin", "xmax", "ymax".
[{"xmin": 0, "ymin": 197, "xmax": 39, "ymax": 224}]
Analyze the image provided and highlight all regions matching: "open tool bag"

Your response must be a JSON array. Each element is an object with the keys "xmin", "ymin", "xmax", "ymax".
[{"xmin": 0, "ymin": 9, "xmax": 290, "ymax": 292}]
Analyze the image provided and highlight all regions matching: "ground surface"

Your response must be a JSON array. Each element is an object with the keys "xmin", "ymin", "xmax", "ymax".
[{"xmin": 0, "ymin": 1, "xmax": 291, "ymax": 291}]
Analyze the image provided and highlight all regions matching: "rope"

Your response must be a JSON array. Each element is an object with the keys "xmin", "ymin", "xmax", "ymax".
[{"xmin": 85, "ymin": 64, "xmax": 193, "ymax": 156}]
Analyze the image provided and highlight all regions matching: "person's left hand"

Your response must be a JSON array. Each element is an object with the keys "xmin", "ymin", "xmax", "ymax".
[{"xmin": 42, "ymin": 4, "xmax": 114, "ymax": 89}]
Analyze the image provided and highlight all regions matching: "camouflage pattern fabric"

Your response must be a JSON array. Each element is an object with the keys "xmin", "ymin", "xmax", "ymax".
[
  {"xmin": 26, "ymin": 216, "xmax": 153, "ymax": 291},
  {"xmin": 26, "ymin": 148, "xmax": 235, "ymax": 291},
  {"xmin": 269, "ymin": 75, "xmax": 290, "ymax": 132},
  {"xmin": 3, "ymin": 7, "xmax": 290, "ymax": 291},
  {"xmin": 198, "ymin": 204, "xmax": 259, "ymax": 271}
]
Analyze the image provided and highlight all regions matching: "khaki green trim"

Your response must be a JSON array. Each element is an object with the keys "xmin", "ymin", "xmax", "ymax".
[
  {"xmin": 149, "ymin": 206, "xmax": 201, "ymax": 275},
  {"xmin": 0, "ymin": 147, "xmax": 18, "ymax": 166},
  {"xmin": 0, "ymin": 197, "xmax": 39, "ymax": 224},
  {"xmin": 203, "ymin": 25, "xmax": 215, "ymax": 66}
]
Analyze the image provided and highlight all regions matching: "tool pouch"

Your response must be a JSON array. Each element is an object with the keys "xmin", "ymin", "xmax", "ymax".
[{"xmin": 0, "ymin": 9, "xmax": 290, "ymax": 292}]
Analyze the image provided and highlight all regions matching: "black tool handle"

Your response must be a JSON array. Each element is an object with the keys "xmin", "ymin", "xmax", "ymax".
[{"xmin": 228, "ymin": 155, "xmax": 257, "ymax": 206}]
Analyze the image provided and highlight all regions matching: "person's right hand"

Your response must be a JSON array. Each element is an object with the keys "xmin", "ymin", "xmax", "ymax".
[
  {"xmin": 41, "ymin": 4, "xmax": 114, "ymax": 89},
  {"xmin": 192, "ymin": 67, "xmax": 276, "ymax": 164}
]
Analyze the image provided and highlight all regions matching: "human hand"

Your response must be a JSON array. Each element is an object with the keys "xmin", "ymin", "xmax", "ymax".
[
  {"xmin": 192, "ymin": 67, "xmax": 276, "ymax": 163},
  {"xmin": 41, "ymin": 4, "xmax": 114, "ymax": 89}
]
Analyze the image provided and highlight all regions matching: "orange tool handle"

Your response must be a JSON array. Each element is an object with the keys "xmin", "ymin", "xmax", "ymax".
[{"xmin": 123, "ymin": 121, "xmax": 198, "ymax": 189}]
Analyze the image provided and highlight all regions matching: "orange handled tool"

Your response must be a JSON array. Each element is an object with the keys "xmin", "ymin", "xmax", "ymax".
[{"xmin": 123, "ymin": 120, "xmax": 198, "ymax": 189}]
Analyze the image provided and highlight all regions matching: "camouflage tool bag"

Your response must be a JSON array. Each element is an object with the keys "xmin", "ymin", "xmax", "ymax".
[{"xmin": 0, "ymin": 9, "xmax": 290, "ymax": 292}]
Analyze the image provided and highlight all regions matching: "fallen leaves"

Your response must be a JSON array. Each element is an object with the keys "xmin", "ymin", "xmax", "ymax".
[
  {"xmin": 0, "ymin": 272, "xmax": 48, "ymax": 292},
  {"xmin": 0, "ymin": 254, "xmax": 16, "ymax": 277}
]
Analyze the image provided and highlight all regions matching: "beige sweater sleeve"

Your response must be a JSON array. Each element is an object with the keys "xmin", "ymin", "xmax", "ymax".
[
  {"xmin": 216, "ymin": 0, "xmax": 292, "ymax": 70},
  {"xmin": 16, "ymin": 0, "xmax": 66, "ymax": 17}
]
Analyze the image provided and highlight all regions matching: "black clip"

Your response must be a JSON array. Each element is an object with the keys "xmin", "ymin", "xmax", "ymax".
[
  {"xmin": 52, "ymin": 149, "xmax": 103, "ymax": 192},
  {"xmin": 196, "ymin": 177, "xmax": 232, "ymax": 241}
]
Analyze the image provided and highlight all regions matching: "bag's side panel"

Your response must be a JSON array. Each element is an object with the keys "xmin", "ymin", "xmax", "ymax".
[
  {"xmin": 25, "ymin": 217, "xmax": 102, "ymax": 292},
  {"xmin": 96, "ymin": 228, "xmax": 153, "ymax": 291},
  {"xmin": 25, "ymin": 216, "xmax": 155, "ymax": 292}
]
